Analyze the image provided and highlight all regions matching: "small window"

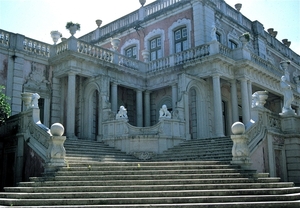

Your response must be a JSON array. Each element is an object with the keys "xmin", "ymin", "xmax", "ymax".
[
  {"xmin": 125, "ymin": 46, "xmax": 137, "ymax": 59},
  {"xmin": 229, "ymin": 40, "xmax": 237, "ymax": 49},
  {"xmin": 216, "ymin": 32, "xmax": 221, "ymax": 42},
  {"xmin": 174, "ymin": 27, "xmax": 188, "ymax": 53},
  {"xmin": 150, "ymin": 37, "xmax": 162, "ymax": 61}
]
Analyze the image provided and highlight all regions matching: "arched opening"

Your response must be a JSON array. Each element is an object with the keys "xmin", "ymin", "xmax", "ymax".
[{"xmin": 82, "ymin": 83, "xmax": 101, "ymax": 140}]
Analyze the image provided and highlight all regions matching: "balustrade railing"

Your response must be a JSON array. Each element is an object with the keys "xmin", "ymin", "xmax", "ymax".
[
  {"xmin": 251, "ymin": 53, "xmax": 282, "ymax": 77},
  {"xmin": 219, "ymin": 44, "xmax": 232, "ymax": 58},
  {"xmin": 147, "ymin": 44, "xmax": 210, "ymax": 73},
  {"xmin": 246, "ymin": 108, "xmax": 282, "ymax": 153},
  {"xmin": 56, "ymin": 41, "xmax": 68, "ymax": 54},
  {"xmin": 145, "ymin": 0, "xmax": 184, "ymax": 15},
  {"xmin": 23, "ymin": 38, "xmax": 50, "ymax": 57},
  {"xmin": 0, "ymin": 30, "xmax": 9, "ymax": 47},
  {"xmin": 77, "ymin": 40, "xmax": 113, "ymax": 62},
  {"xmin": 175, "ymin": 44, "xmax": 210, "ymax": 65}
]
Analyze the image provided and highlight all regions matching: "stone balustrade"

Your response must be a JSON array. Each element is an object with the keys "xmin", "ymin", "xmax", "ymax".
[
  {"xmin": 0, "ymin": 93, "xmax": 66, "ymax": 172},
  {"xmin": 145, "ymin": 0, "xmax": 185, "ymax": 16},
  {"xmin": 23, "ymin": 38, "xmax": 50, "ymax": 58},
  {"xmin": 102, "ymin": 118, "xmax": 185, "ymax": 155},
  {"xmin": 0, "ymin": 30, "xmax": 9, "ymax": 47},
  {"xmin": 148, "ymin": 44, "xmax": 210, "ymax": 73}
]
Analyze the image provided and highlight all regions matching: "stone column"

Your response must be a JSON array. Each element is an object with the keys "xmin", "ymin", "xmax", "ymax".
[
  {"xmin": 240, "ymin": 78, "xmax": 250, "ymax": 125},
  {"xmin": 212, "ymin": 75, "xmax": 224, "ymax": 137},
  {"xmin": 111, "ymin": 83, "xmax": 118, "ymax": 113},
  {"xmin": 230, "ymin": 80, "xmax": 239, "ymax": 123},
  {"xmin": 248, "ymin": 80, "xmax": 252, "ymax": 113},
  {"xmin": 66, "ymin": 73, "xmax": 77, "ymax": 139},
  {"xmin": 136, "ymin": 89, "xmax": 143, "ymax": 127},
  {"xmin": 172, "ymin": 84, "xmax": 178, "ymax": 113},
  {"xmin": 144, "ymin": 90, "xmax": 151, "ymax": 127}
]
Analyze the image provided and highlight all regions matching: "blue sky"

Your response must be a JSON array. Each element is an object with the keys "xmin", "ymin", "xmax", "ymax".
[{"xmin": 0, "ymin": 0, "xmax": 299, "ymax": 55}]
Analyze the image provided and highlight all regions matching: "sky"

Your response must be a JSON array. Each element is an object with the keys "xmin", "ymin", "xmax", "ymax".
[{"xmin": 0, "ymin": 0, "xmax": 299, "ymax": 55}]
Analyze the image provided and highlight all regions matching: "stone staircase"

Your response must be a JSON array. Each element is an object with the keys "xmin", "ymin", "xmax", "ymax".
[
  {"xmin": 152, "ymin": 137, "xmax": 233, "ymax": 161},
  {"xmin": 0, "ymin": 139, "xmax": 300, "ymax": 207}
]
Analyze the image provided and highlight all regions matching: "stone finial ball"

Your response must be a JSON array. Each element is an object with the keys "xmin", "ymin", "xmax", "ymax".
[
  {"xmin": 50, "ymin": 123, "xmax": 65, "ymax": 136},
  {"xmin": 231, "ymin": 122, "xmax": 245, "ymax": 135}
]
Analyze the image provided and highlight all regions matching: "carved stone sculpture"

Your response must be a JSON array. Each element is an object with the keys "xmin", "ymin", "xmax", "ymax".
[
  {"xmin": 280, "ymin": 75, "xmax": 295, "ymax": 115},
  {"xmin": 210, "ymin": 24, "xmax": 217, "ymax": 41},
  {"xmin": 159, "ymin": 104, "xmax": 171, "ymax": 119},
  {"xmin": 116, "ymin": 106, "xmax": 128, "ymax": 119}
]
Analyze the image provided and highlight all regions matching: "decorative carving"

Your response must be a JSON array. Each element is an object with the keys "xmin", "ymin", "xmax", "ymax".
[
  {"xmin": 116, "ymin": 106, "xmax": 128, "ymax": 119},
  {"xmin": 280, "ymin": 75, "xmax": 295, "ymax": 115},
  {"xmin": 159, "ymin": 104, "xmax": 171, "ymax": 119},
  {"xmin": 211, "ymin": 24, "xmax": 217, "ymax": 41}
]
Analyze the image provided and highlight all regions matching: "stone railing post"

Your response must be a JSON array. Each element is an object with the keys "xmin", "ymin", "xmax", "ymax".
[
  {"xmin": 231, "ymin": 122, "xmax": 252, "ymax": 169},
  {"xmin": 46, "ymin": 123, "xmax": 66, "ymax": 172},
  {"xmin": 209, "ymin": 40, "xmax": 220, "ymax": 55},
  {"xmin": 67, "ymin": 36, "xmax": 78, "ymax": 52}
]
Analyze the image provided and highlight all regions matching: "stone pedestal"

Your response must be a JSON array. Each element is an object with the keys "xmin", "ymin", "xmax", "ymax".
[{"xmin": 231, "ymin": 122, "xmax": 252, "ymax": 169}]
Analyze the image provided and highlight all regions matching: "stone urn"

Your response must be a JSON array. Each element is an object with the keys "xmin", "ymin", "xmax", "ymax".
[
  {"xmin": 50, "ymin": 31, "xmax": 61, "ymax": 45},
  {"xmin": 235, "ymin": 3, "xmax": 242, "ymax": 12},
  {"xmin": 21, "ymin": 92, "xmax": 33, "ymax": 110},
  {"xmin": 111, "ymin": 38, "xmax": 121, "ymax": 51},
  {"xmin": 139, "ymin": 0, "xmax": 146, "ymax": 6},
  {"xmin": 68, "ymin": 25, "xmax": 78, "ymax": 36},
  {"xmin": 256, "ymin": 91, "xmax": 268, "ymax": 108},
  {"xmin": 96, "ymin": 19, "xmax": 102, "ymax": 28},
  {"xmin": 239, "ymin": 33, "xmax": 250, "ymax": 48},
  {"xmin": 66, "ymin": 22, "xmax": 80, "ymax": 36}
]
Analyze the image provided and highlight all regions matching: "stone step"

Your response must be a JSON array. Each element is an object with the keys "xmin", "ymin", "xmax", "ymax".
[
  {"xmin": 2, "ymin": 193, "xmax": 300, "ymax": 206},
  {"xmin": 2, "ymin": 187, "xmax": 300, "ymax": 199},
  {"xmin": 51, "ymin": 169, "xmax": 258, "ymax": 176},
  {"xmin": 28, "ymin": 174, "xmax": 267, "ymax": 183},
  {"xmin": 5, "ymin": 182, "xmax": 295, "ymax": 193},
  {"xmin": 1, "ymin": 139, "xmax": 299, "ymax": 207},
  {"xmin": 17, "ymin": 177, "xmax": 281, "ymax": 187},
  {"xmin": 5, "ymin": 201, "xmax": 299, "ymax": 208},
  {"xmin": 57, "ymin": 163, "xmax": 240, "ymax": 170}
]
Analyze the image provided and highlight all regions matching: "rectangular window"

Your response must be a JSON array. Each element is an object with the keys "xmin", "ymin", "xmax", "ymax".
[
  {"xmin": 229, "ymin": 40, "xmax": 237, "ymax": 49},
  {"xmin": 174, "ymin": 27, "xmax": 188, "ymax": 53},
  {"xmin": 125, "ymin": 46, "xmax": 137, "ymax": 59},
  {"xmin": 150, "ymin": 37, "xmax": 162, "ymax": 61}
]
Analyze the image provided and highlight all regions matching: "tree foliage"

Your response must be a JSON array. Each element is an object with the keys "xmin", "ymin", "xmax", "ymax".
[{"xmin": 0, "ymin": 85, "xmax": 11, "ymax": 125}]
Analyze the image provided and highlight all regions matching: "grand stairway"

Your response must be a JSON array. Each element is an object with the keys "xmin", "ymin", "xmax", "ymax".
[
  {"xmin": 0, "ymin": 139, "xmax": 300, "ymax": 207},
  {"xmin": 152, "ymin": 137, "xmax": 233, "ymax": 161}
]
